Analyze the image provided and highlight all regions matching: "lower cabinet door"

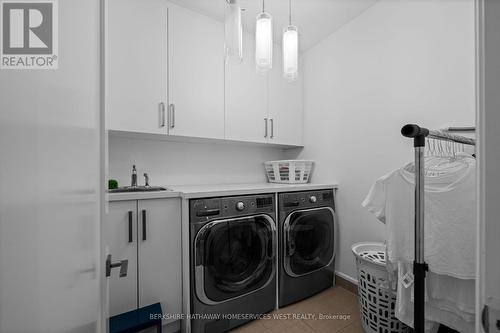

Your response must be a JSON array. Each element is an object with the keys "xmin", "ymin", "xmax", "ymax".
[
  {"xmin": 106, "ymin": 200, "xmax": 138, "ymax": 317},
  {"xmin": 137, "ymin": 198, "xmax": 182, "ymax": 325}
]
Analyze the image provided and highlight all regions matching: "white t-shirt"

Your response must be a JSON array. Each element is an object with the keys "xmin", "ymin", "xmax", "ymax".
[
  {"xmin": 395, "ymin": 263, "xmax": 475, "ymax": 332},
  {"xmin": 362, "ymin": 154, "xmax": 476, "ymax": 279}
]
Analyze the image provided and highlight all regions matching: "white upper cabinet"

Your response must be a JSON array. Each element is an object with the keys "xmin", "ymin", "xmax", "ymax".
[
  {"xmin": 168, "ymin": 3, "xmax": 225, "ymax": 139},
  {"xmin": 108, "ymin": 0, "xmax": 168, "ymax": 134},
  {"xmin": 225, "ymin": 31, "xmax": 269, "ymax": 143},
  {"xmin": 268, "ymin": 43, "xmax": 303, "ymax": 146},
  {"xmin": 107, "ymin": 1, "xmax": 303, "ymax": 147}
]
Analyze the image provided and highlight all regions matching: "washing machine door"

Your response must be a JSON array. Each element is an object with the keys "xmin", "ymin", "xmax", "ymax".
[
  {"xmin": 194, "ymin": 215, "xmax": 276, "ymax": 304},
  {"xmin": 283, "ymin": 207, "xmax": 336, "ymax": 277}
]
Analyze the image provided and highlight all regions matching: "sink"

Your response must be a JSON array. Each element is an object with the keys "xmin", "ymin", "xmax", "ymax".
[{"xmin": 108, "ymin": 186, "xmax": 170, "ymax": 193}]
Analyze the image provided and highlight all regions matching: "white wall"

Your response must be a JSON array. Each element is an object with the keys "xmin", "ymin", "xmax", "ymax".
[
  {"xmin": 108, "ymin": 136, "xmax": 286, "ymax": 187},
  {"xmin": 287, "ymin": 0, "xmax": 476, "ymax": 280}
]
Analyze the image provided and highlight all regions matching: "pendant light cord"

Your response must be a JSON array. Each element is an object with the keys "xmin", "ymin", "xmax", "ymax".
[
  {"xmin": 289, "ymin": 0, "xmax": 292, "ymax": 25},
  {"xmin": 262, "ymin": 0, "xmax": 265, "ymax": 12}
]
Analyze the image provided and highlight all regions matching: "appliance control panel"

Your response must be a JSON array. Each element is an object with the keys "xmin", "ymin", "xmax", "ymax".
[
  {"xmin": 190, "ymin": 194, "xmax": 275, "ymax": 223},
  {"xmin": 279, "ymin": 189, "xmax": 335, "ymax": 211}
]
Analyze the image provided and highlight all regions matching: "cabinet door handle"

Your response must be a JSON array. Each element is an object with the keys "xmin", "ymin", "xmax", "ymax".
[
  {"xmin": 482, "ymin": 305, "xmax": 490, "ymax": 333},
  {"xmin": 159, "ymin": 102, "xmax": 166, "ymax": 127},
  {"xmin": 128, "ymin": 211, "xmax": 133, "ymax": 243},
  {"xmin": 270, "ymin": 118, "xmax": 274, "ymax": 139},
  {"xmin": 169, "ymin": 103, "xmax": 175, "ymax": 129},
  {"xmin": 141, "ymin": 209, "xmax": 147, "ymax": 241},
  {"xmin": 264, "ymin": 118, "xmax": 268, "ymax": 138}
]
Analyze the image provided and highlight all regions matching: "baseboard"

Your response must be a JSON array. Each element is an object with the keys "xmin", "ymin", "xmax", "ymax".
[
  {"xmin": 335, "ymin": 272, "xmax": 358, "ymax": 295},
  {"xmin": 336, "ymin": 271, "xmax": 357, "ymax": 284}
]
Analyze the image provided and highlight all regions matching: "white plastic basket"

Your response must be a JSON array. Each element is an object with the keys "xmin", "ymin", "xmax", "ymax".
[
  {"xmin": 264, "ymin": 160, "xmax": 314, "ymax": 184},
  {"xmin": 351, "ymin": 242, "xmax": 410, "ymax": 333}
]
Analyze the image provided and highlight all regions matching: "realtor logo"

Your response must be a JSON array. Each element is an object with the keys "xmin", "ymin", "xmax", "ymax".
[{"xmin": 1, "ymin": 0, "xmax": 58, "ymax": 69}]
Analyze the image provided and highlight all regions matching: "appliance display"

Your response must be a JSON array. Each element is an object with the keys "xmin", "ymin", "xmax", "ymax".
[
  {"xmin": 278, "ymin": 189, "xmax": 337, "ymax": 307},
  {"xmin": 189, "ymin": 194, "xmax": 276, "ymax": 333}
]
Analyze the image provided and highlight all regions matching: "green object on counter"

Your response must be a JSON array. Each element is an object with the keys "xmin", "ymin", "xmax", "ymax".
[{"xmin": 108, "ymin": 179, "xmax": 118, "ymax": 189}]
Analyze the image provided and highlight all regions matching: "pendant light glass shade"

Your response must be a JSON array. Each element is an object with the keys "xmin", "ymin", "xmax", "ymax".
[
  {"xmin": 224, "ymin": 0, "xmax": 243, "ymax": 64},
  {"xmin": 283, "ymin": 25, "xmax": 298, "ymax": 81},
  {"xmin": 255, "ymin": 11, "xmax": 273, "ymax": 73}
]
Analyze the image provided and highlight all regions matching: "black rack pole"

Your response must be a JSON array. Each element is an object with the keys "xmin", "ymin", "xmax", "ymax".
[{"xmin": 401, "ymin": 124, "xmax": 429, "ymax": 333}]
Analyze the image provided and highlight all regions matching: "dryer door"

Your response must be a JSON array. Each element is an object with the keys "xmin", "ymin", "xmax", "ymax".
[
  {"xmin": 194, "ymin": 215, "xmax": 276, "ymax": 304},
  {"xmin": 284, "ymin": 207, "xmax": 336, "ymax": 277}
]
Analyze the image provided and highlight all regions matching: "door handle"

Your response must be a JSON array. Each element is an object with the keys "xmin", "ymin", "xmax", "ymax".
[
  {"xmin": 482, "ymin": 305, "xmax": 489, "ymax": 333},
  {"xmin": 142, "ymin": 209, "xmax": 147, "ymax": 241},
  {"xmin": 128, "ymin": 211, "xmax": 133, "ymax": 243},
  {"xmin": 267, "ymin": 230, "xmax": 276, "ymax": 260},
  {"xmin": 264, "ymin": 118, "xmax": 268, "ymax": 138},
  {"xmin": 195, "ymin": 233, "xmax": 206, "ymax": 266},
  {"xmin": 105, "ymin": 254, "xmax": 128, "ymax": 278},
  {"xmin": 270, "ymin": 118, "xmax": 274, "ymax": 139},
  {"xmin": 169, "ymin": 103, "xmax": 175, "ymax": 129},
  {"xmin": 287, "ymin": 236, "xmax": 295, "ymax": 256},
  {"xmin": 159, "ymin": 102, "xmax": 166, "ymax": 127},
  {"xmin": 284, "ymin": 225, "xmax": 295, "ymax": 256},
  {"xmin": 480, "ymin": 304, "xmax": 500, "ymax": 332}
]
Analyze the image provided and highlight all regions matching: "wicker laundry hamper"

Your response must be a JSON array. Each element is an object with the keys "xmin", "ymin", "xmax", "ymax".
[
  {"xmin": 351, "ymin": 242, "xmax": 410, "ymax": 333},
  {"xmin": 264, "ymin": 160, "xmax": 313, "ymax": 184}
]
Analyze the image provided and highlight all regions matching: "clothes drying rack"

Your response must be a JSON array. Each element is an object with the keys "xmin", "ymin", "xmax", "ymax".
[{"xmin": 400, "ymin": 124, "xmax": 476, "ymax": 333}]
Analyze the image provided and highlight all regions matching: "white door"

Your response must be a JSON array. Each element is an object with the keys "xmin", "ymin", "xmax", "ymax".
[
  {"xmin": 268, "ymin": 43, "xmax": 303, "ymax": 146},
  {"xmin": 105, "ymin": 201, "xmax": 138, "ymax": 317},
  {"xmin": 168, "ymin": 3, "xmax": 225, "ymax": 139},
  {"xmin": 0, "ymin": 1, "xmax": 102, "ymax": 332},
  {"xmin": 477, "ymin": 1, "xmax": 500, "ymax": 331},
  {"xmin": 225, "ymin": 31, "xmax": 269, "ymax": 143},
  {"xmin": 108, "ymin": 0, "xmax": 168, "ymax": 135},
  {"xmin": 138, "ymin": 199, "xmax": 182, "ymax": 326}
]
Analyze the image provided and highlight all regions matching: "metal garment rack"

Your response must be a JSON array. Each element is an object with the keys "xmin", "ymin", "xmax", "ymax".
[
  {"xmin": 400, "ymin": 124, "xmax": 476, "ymax": 333},
  {"xmin": 442, "ymin": 126, "xmax": 476, "ymax": 133}
]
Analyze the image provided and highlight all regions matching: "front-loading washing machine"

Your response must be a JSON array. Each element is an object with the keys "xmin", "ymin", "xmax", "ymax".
[
  {"xmin": 189, "ymin": 194, "xmax": 276, "ymax": 333},
  {"xmin": 278, "ymin": 189, "xmax": 337, "ymax": 307}
]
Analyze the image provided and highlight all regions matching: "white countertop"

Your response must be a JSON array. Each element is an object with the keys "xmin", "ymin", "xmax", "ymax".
[
  {"xmin": 172, "ymin": 183, "xmax": 338, "ymax": 199},
  {"xmin": 106, "ymin": 189, "xmax": 182, "ymax": 202},
  {"xmin": 108, "ymin": 183, "xmax": 338, "ymax": 202}
]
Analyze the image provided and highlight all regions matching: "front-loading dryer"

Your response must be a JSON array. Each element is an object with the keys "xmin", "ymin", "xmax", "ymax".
[
  {"xmin": 189, "ymin": 194, "xmax": 276, "ymax": 333},
  {"xmin": 278, "ymin": 189, "xmax": 337, "ymax": 307}
]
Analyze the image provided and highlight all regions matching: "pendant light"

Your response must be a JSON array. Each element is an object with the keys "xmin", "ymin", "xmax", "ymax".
[
  {"xmin": 225, "ymin": 0, "xmax": 243, "ymax": 64},
  {"xmin": 255, "ymin": 0, "xmax": 273, "ymax": 73},
  {"xmin": 283, "ymin": 0, "xmax": 298, "ymax": 81}
]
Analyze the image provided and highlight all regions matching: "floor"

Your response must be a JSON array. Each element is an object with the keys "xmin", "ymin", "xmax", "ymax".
[{"xmin": 231, "ymin": 287, "xmax": 363, "ymax": 333}]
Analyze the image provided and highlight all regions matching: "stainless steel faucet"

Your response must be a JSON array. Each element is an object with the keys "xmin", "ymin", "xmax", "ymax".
[
  {"xmin": 131, "ymin": 165, "xmax": 137, "ymax": 187},
  {"xmin": 144, "ymin": 173, "xmax": 149, "ymax": 187}
]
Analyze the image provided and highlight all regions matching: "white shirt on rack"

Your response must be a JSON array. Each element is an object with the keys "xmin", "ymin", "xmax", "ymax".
[{"xmin": 362, "ymin": 153, "xmax": 476, "ymax": 279}]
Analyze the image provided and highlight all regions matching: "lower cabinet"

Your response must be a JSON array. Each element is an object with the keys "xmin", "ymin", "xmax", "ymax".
[
  {"xmin": 106, "ymin": 198, "xmax": 182, "ymax": 325},
  {"xmin": 106, "ymin": 200, "xmax": 138, "ymax": 316}
]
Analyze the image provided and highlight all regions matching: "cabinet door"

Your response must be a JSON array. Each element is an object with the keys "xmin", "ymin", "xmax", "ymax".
[
  {"xmin": 168, "ymin": 3, "xmax": 225, "ymax": 139},
  {"xmin": 268, "ymin": 43, "xmax": 303, "ymax": 146},
  {"xmin": 108, "ymin": 0, "xmax": 168, "ymax": 134},
  {"xmin": 105, "ymin": 201, "xmax": 138, "ymax": 317},
  {"xmin": 225, "ymin": 31, "xmax": 269, "ymax": 143},
  {"xmin": 138, "ymin": 198, "xmax": 182, "ymax": 324}
]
